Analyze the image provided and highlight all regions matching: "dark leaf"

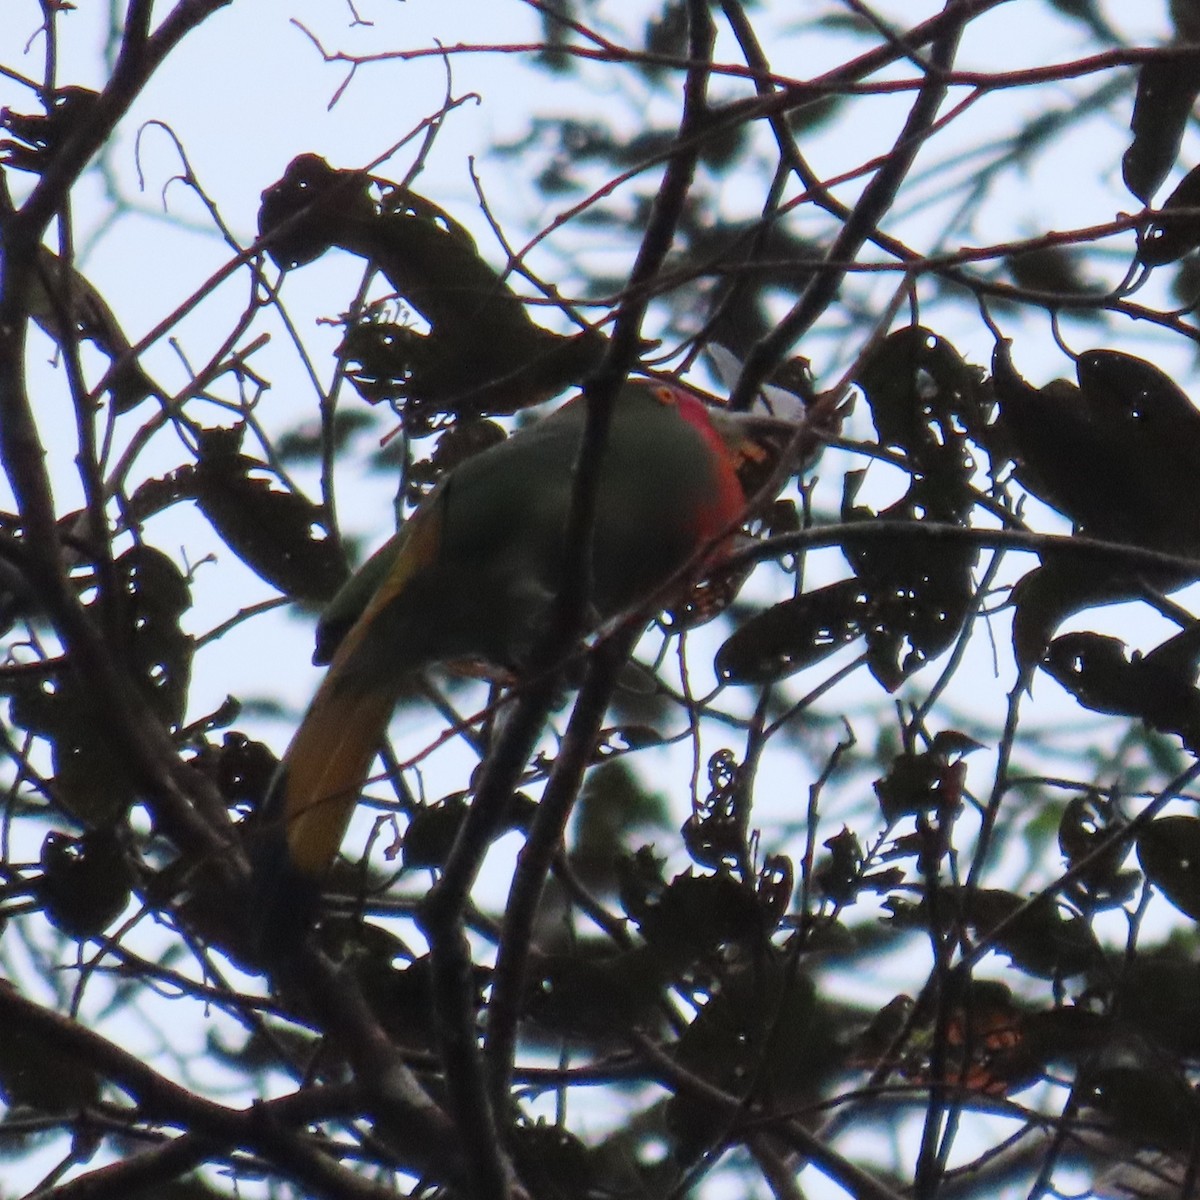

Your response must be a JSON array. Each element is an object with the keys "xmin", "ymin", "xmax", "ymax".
[
  {"xmin": 581, "ymin": 127, "xmax": 678, "ymax": 169},
  {"xmin": 680, "ymin": 749, "xmax": 744, "ymax": 870},
  {"xmin": 192, "ymin": 426, "xmax": 349, "ymax": 604},
  {"xmin": 842, "ymin": 473, "xmax": 977, "ymax": 690},
  {"xmin": 511, "ymin": 1123, "xmax": 597, "ymax": 1200},
  {"xmin": 531, "ymin": 946, "xmax": 671, "ymax": 1034},
  {"xmin": 814, "ymin": 827, "xmax": 864, "ymax": 907},
  {"xmin": 1045, "ymin": 0, "xmax": 1113, "ymax": 35},
  {"xmin": 1009, "ymin": 560, "xmax": 1150, "ymax": 675},
  {"xmin": 1172, "ymin": 0, "xmax": 1200, "ymax": 41},
  {"xmin": 38, "ymin": 829, "xmax": 132, "ymax": 940},
  {"xmin": 715, "ymin": 579, "xmax": 866, "ymax": 684},
  {"xmin": 116, "ymin": 545, "xmax": 194, "ymax": 730},
  {"xmin": 667, "ymin": 963, "xmax": 837, "ymax": 1159},
  {"xmin": 960, "ymin": 888, "xmax": 1101, "ymax": 979},
  {"xmin": 351, "ymin": 950, "xmax": 487, "ymax": 1050},
  {"xmin": 534, "ymin": 0, "xmax": 579, "ymax": 72},
  {"xmin": 681, "ymin": 222, "xmax": 822, "ymax": 358},
  {"xmin": 627, "ymin": 869, "xmax": 763, "ymax": 967},
  {"xmin": 402, "ymin": 798, "xmax": 469, "ymax": 872},
  {"xmin": 401, "ymin": 789, "xmax": 529, "ymax": 873},
  {"xmin": 257, "ymin": 153, "xmax": 375, "ymax": 270},
  {"xmin": 992, "ymin": 344, "xmax": 1111, "ymax": 532},
  {"xmin": 1020, "ymin": 1005, "xmax": 1109, "ymax": 1065},
  {"xmin": 1, "ymin": 665, "xmax": 134, "ymax": 823},
  {"xmin": 124, "ymin": 463, "xmax": 204, "ymax": 527},
  {"xmin": 841, "ymin": 329, "xmax": 984, "ymax": 688},
  {"xmin": 1114, "ymin": 954, "xmax": 1200, "ymax": 1056},
  {"xmin": 1122, "ymin": 53, "xmax": 1200, "ymax": 203},
  {"xmin": 1042, "ymin": 630, "xmax": 1200, "ymax": 750},
  {"xmin": 402, "ymin": 418, "xmax": 510, "ymax": 503},
  {"xmin": 1140, "ymin": 162, "xmax": 1200, "ymax": 265},
  {"xmin": 0, "ymin": 87, "xmax": 99, "ymax": 174},
  {"xmin": 261, "ymin": 156, "xmax": 607, "ymax": 427},
  {"xmin": 855, "ymin": 326, "xmax": 988, "ymax": 474},
  {"xmin": 2, "ymin": 546, "xmax": 192, "ymax": 823},
  {"xmin": 1058, "ymin": 791, "xmax": 1135, "ymax": 910},
  {"xmin": 213, "ymin": 732, "xmax": 278, "ymax": 808},
  {"xmin": 1171, "ymin": 247, "xmax": 1200, "ymax": 308},
  {"xmin": 930, "ymin": 730, "xmax": 986, "ymax": 758},
  {"xmin": 1086, "ymin": 1050, "xmax": 1200, "ymax": 1154},
  {"xmin": 616, "ymin": 845, "xmax": 668, "ymax": 930},
  {"xmin": 786, "ymin": 93, "xmax": 844, "ymax": 135},
  {"xmin": 1077, "ymin": 347, "xmax": 1200, "ymax": 448},
  {"xmin": 757, "ymin": 854, "xmax": 794, "ymax": 928},
  {"xmin": 1137, "ymin": 815, "xmax": 1200, "ymax": 920},
  {"xmin": 47, "ymin": 731, "xmax": 135, "ymax": 826},
  {"xmin": 875, "ymin": 744, "xmax": 969, "ymax": 823},
  {"xmin": 993, "ymin": 343, "xmax": 1200, "ymax": 583},
  {"xmin": 643, "ymin": 1, "xmax": 688, "ymax": 72}
]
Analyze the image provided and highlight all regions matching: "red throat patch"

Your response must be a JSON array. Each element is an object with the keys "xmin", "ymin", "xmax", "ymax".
[{"xmin": 653, "ymin": 383, "xmax": 748, "ymax": 553}]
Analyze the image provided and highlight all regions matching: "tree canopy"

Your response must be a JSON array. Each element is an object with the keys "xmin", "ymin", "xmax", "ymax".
[{"xmin": 3, "ymin": 2, "xmax": 1200, "ymax": 1198}]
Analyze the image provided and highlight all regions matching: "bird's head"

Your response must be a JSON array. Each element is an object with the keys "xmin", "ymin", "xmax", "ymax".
[{"xmin": 695, "ymin": 394, "xmax": 809, "ymax": 501}]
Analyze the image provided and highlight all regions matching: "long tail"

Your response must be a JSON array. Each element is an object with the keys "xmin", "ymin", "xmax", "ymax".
[
  {"xmin": 248, "ymin": 510, "xmax": 443, "ymax": 957},
  {"xmin": 250, "ymin": 656, "xmax": 401, "ymax": 956}
]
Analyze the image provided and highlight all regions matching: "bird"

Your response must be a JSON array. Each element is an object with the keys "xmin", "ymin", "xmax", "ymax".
[{"xmin": 250, "ymin": 378, "xmax": 784, "ymax": 949}]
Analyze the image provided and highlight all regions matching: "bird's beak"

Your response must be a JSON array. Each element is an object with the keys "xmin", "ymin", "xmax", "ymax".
[{"xmin": 707, "ymin": 406, "xmax": 808, "ymax": 493}]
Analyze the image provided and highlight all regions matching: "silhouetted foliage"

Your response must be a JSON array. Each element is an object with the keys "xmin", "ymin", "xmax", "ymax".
[{"xmin": 4, "ymin": 3, "xmax": 1200, "ymax": 1199}]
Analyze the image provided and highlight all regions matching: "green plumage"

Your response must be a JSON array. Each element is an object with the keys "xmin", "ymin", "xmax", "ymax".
[
  {"xmin": 252, "ymin": 379, "xmax": 762, "ymax": 948},
  {"xmin": 317, "ymin": 383, "xmax": 739, "ymax": 682}
]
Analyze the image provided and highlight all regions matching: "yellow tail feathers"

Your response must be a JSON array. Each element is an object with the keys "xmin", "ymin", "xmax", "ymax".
[
  {"xmin": 277, "ymin": 675, "xmax": 400, "ymax": 878},
  {"xmin": 247, "ymin": 667, "xmax": 400, "ymax": 959}
]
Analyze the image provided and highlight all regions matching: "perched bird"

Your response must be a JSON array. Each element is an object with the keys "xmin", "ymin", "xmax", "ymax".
[{"xmin": 252, "ymin": 378, "xmax": 782, "ymax": 947}]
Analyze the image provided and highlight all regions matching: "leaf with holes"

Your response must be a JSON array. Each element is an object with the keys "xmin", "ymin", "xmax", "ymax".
[
  {"xmin": 1138, "ymin": 815, "xmax": 1200, "ymax": 921},
  {"xmin": 1140, "ymin": 162, "xmax": 1200, "ymax": 265},
  {"xmin": 193, "ymin": 426, "xmax": 348, "ymax": 604},
  {"xmin": 715, "ymin": 578, "xmax": 866, "ymax": 684}
]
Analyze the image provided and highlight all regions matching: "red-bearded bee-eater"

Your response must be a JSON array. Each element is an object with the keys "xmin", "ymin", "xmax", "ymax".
[{"xmin": 251, "ymin": 378, "xmax": 784, "ymax": 948}]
